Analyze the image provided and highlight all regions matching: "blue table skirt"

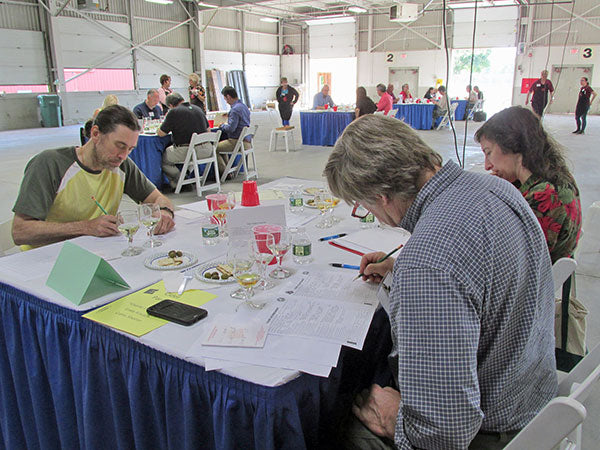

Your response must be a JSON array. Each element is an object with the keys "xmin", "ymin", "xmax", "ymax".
[
  {"xmin": 0, "ymin": 283, "xmax": 393, "ymax": 449},
  {"xmin": 129, "ymin": 135, "xmax": 172, "ymax": 188},
  {"xmin": 300, "ymin": 111, "xmax": 355, "ymax": 146},
  {"xmin": 393, "ymin": 104, "xmax": 435, "ymax": 130},
  {"xmin": 451, "ymin": 100, "xmax": 468, "ymax": 121}
]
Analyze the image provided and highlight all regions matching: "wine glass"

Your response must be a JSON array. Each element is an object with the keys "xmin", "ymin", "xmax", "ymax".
[
  {"xmin": 117, "ymin": 209, "xmax": 143, "ymax": 256},
  {"xmin": 250, "ymin": 236, "xmax": 275, "ymax": 290},
  {"xmin": 216, "ymin": 192, "xmax": 237, "ymax": 237},
  {"xmin": 139, "ymin": 203, "xmax": 162, "ymax": 248},
  {"xmin": 227, "ymin": 240, "xmax": 256, "ymax": 299},
  {"xmin": 267, "ymin": 230, "xmax": 292, "ymax": 279},
  {"xmin": 314, "ymin": 190, "xmax": 333, "ymax": 229}
]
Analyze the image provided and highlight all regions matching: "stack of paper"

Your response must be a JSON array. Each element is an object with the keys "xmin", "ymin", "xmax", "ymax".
[{"xmin": 332, "ymin": 227, "xmax": 411, "ymax": 254}]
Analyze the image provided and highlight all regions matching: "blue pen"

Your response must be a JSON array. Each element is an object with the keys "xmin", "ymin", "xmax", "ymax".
[
  {"xmin": 329, "ymin": 263, "xmax": 360, "ymax": 270},
  {"xmin": 319, "ymin": 233, "xmax": 347, "ymax": 241}
]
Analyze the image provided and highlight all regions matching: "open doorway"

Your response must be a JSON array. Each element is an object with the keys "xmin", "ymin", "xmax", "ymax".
[
  {"xmin": 451, "ymin": 47, "xmax": 516, "ymax": 116},
  {"xmin": 547, "ymin": 65, "xmax": 593, "ymax": 114},
  {"xmin": 309, "ymin": 58, "xmax": 357, "ymax": 106}
]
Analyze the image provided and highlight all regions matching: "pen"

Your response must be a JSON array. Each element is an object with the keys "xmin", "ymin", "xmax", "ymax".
[
  {"xmin": 319, "ymin": 233, "xmax": 347, "ymax": 241},
  {"xmin": 91, "ymin": 196, "xmax": 108, "ymax": 215},
  {"xmin": 329, "ymin": 263, "xmax": 360, "ymax": 270},
  {"xmin": 353, "ymin": 244, "xmax": 404, "ymax": 282}
]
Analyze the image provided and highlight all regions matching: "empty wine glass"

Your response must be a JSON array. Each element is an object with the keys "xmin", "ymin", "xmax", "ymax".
[
  {"xmin": 250, "ymin": 236, "xmax": 276, "ymax": 290},
  {"xmin": 139, "ymin": 203, "xmax": 162, "ymax": 248},
  {"xmin": 117, "ymin": 209, "xmax": 143, "ymax": 256},
  {"xmin": 267, "ymin": 230, "xmax": 292, "ymax": 279}
]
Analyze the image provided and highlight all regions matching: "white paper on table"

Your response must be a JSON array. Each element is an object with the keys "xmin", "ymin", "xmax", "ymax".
[
  {"xmin": 0, "ymin": 251, "xmax": 58, "ymax": 282},
  {"xmin": 286, "ymin": 212, "xmax": 319, "ymax": 228},
  {"xmin": 203, "ymin": 357, "xmax": 248, "ymax": 371},
  {"xmin": 226, "ymin": 204, "xmax": 286, "ymax": 237},
  {"xmin": 176, "ymin": 209, "xmax": 207, "ymax": 223},
  {"xmin": 202, "ymin": 314, "xmax": 268, "ymax": 348},
  {"xmin": 266, "ymin": 295, "xmax": 377, "ymax": 350},
  {"xmin": 178, "ymin": 200, "xmax": 209, "ymax": 214},
  {"xmin": 334, "ymin": 227, "xmax": 411, "ymax": 254},
  {"xmin": 282, "ymin": 269, "xmax": 379, "ymax": 305}
]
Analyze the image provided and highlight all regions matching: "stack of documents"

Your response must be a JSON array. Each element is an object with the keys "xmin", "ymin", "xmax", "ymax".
[{"xmin": 332, "ymin": 227, "xmax": 411, "ymax": 254}]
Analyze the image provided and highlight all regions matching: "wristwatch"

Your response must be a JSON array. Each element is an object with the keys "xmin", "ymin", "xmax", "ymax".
[{"xmin": 160, "ymin": 206, "xmax": 174, "ymax": 218}]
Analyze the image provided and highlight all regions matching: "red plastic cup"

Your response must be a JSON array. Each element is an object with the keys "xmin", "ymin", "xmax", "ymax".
[
  {"xmin": 253, "ymin": 224, "xmax": 282, "ymax": 265},
  {"xmin": 208, "ymin": 119, "xmax": 215, "ymax": 128},
  {"xmin": 206, "ymin": 193, "xmax": 227, "ymax": 211},
  {"xmin": 241, "ymin": 180, "xmax": 260, "ymax": 206},
  {"xmin": 333, "ymin": 106, "xmax": 338, "ymax": 112},
  {"xmin": 325, "ymin": 104, "xmax": 329, "ymax": 110}
]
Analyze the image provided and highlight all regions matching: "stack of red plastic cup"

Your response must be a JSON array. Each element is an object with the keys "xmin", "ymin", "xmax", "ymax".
[{"xmin": 241, "ymin": 180, "xmax": 260, "ymax": 206}]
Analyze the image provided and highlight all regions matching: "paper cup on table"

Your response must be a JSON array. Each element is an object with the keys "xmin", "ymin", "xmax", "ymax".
[
  {"xmin": 253, "ymin": 224, "xmax": 282, "ymax": 265},
  {"xmin": 241, "ymin": 180, "xmax": 260, "ymax": 206}
]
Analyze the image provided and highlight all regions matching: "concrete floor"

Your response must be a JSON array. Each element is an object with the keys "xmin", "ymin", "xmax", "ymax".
[{"xmin": 2, "ymin": 111, "xmax": 599, "ymax": 446}]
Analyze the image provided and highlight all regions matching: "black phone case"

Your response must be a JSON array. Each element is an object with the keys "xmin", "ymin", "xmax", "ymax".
[{"xmin": 147, "ymin": 300, "xmax": 208, "ymax": 326}]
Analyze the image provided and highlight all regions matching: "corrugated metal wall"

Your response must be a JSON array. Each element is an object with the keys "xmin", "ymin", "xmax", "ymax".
[
  {"xmin": 530, "ymin": 0, "xmax": 600, "ymax": 46},
  {"xmin": 0, "ymin": 1, "xmax": 41, "ymax": 31}
]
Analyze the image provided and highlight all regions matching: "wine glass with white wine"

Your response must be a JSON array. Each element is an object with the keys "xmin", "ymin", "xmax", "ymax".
[
  {"xmin": 228, "ymin": 242, "xmax": 261, "ymax": 300},
  {"xmin": 139, "ymin": 203, "xmax": 162, "ymax": 248},
  {"xmin": 117, "ymin": 209, "xmax": 143, "ymax": 256}
]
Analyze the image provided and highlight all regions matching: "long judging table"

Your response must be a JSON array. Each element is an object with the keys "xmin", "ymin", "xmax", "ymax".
[
  {"xmin": 0, "ymin": 177, "xmax": 394, "ymax": 449},
  {"xmin": 393, "ymin": 103, "xmax": 435, "ymax": 130},
  {"xmin": 300, "ymin": 110, "xmax": 355, "ymax": 146},
  {"xmin": 129, "ymin": 134, "xmax": 172, "ymax": 188}
]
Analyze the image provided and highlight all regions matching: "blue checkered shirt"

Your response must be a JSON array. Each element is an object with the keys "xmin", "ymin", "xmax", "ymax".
[{"xmin": 391, "ymin": 161, "xmax": 557, "ymax": 449}]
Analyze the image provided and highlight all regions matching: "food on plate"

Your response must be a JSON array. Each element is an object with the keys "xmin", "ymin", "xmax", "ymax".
[{"xmin": 158, "ymin": 250, "xmax": 184, "ymax": 267}]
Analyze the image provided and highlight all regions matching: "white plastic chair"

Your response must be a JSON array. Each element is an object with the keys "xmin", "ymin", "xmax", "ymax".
[
  {"xmin": 174, "ymin": 130, "xmax": 222, "ymax": 197},
  {"xmin": 220, "ymin": 125, "xmax": 259, "ymax": 183},
  {"xmin": 267, "ymin": 106, "xmax": 296, "ymax": 153},
  {"xmin": 436, "ymin": 102, "xmax": 458, "ymax": 130},
  {"xmin": 552, "ymin": 257, "xmax": 578, "ymax": 293},
  {"xmin": 466, "ymin": 99, "xmax": 485, "ymax": 121}
]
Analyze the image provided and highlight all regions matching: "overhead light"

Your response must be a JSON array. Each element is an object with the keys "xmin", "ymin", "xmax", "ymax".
[
  {"xmin": 197, "ymin": 1, "xmax": 218, "ymax": 8},
  {"xmin": 305, "ymin": 16, "xmax": 356, "ymax": 26},
  {"xmin": 348, "ymin": 6, "xmax": 367, "ymax": 14},
  {"xmin": 260, "ymin": 17, "xmax": 279, "ymax": 23},
  {"xmin": 145, "ymin": 0, "xmax": 173, "ymax": 4}
]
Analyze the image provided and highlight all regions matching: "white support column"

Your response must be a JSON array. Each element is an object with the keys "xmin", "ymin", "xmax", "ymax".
[
  {"xmin": 241, "ymin": 11, "xmax": 246, "ymax": 72},
  {"xmin": 126, "ymin": 0, "xmax": 139, "ymax": 90}
]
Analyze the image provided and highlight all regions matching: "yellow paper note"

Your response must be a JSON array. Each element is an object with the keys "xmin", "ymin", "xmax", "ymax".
[{"xmin": 82, "ymin": 281, "xmax": 217, "ymax": 337}]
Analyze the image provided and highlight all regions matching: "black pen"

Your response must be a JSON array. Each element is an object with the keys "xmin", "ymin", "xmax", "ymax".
[
  {"xmin": 329, "ymin": 263, "xmax": 360, "ymax": 270},
  {"xmin": 319, "ymin": 233, "xmax": 347, "ymax": 241}
]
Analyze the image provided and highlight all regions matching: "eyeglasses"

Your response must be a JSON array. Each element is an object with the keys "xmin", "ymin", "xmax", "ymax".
[{"xmin": 351, "ymin": 202, "xmax": 370, "ymax": 219}]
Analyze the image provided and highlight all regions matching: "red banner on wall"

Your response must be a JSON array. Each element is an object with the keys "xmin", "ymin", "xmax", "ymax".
[{"xmin": 521, "ymin": 78, "xmax": 538, "ymax": 94}]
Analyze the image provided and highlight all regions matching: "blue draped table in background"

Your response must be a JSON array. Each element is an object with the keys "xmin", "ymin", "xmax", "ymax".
[
  {"xmin": 129, "ymin": 134, "xmax": 172, "ymax": 188},
  {"xmin": 451, "ymin": 100, "xmax": 467, "ymax": 120},
  {"xmin": 393, "ymin": 104, "xmax": 435, "ymax": 130},
  {"xmin": 0, "ymin": 283, "xmax": 393, "ymax": 450},
  {"xmin": 300, "ymin": 111, "xmax": 355, "ymax": 146}
]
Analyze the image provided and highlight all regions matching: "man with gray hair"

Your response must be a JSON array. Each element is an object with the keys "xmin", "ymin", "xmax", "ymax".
[
  {"xmin": 133, "ymin": 88, "xmax": 162, "ymax": 119},
  {"xmin": 157, "ymin": 92, "xmax": 209, "ymax": 189},
  {"xmin": 325, "ymin": 115, "xmax": 557, "ymax": 449}
]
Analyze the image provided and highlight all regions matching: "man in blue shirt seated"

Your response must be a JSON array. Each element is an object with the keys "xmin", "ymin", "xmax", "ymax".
[
  {"xmin": 217, "ymin": 86, "xmax": 251, "ymax": 174},
  {"xmin": 133, "ymin": 89, "xmax": 163, "ymax": 119},
  {"xmin": 313, "ymin": 85, "xmax": 335, "ymax": 110}
]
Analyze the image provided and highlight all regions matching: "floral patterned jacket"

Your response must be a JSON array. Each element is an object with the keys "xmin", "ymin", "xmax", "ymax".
[{"xmin": 519, "ymin": 176, "xmax": 582, "ymax": 264}]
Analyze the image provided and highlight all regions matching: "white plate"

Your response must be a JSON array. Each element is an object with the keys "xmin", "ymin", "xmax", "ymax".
[
  {"xmin": 302, "ymin": 187, "xmax": 323, "ymax": 196},
  {"xmin": 144, "ymin": 251, "xmax": 198, "ymax": 271},
  {"xmin": 195, "ymin": 261, "xmax": 236, "ymax": 284},
  {"xmin": 304, "ymin": 198, "xmax": 341, "ymax": 209}
]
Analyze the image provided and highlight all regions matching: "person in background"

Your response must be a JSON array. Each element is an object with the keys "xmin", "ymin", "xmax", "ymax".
[
  {"xmin": 573, "ymin": 77, "xmax": 596, "ymax": 135},
  {"xmin": 11, "ymin": 105, "xmax": 175, "ymax": 249},
  {"xmin": 473, "ymin": 85, "xmax": 483, "ymax": 100},
  {"xmin": 399, "ymin": 84, "xmax": 413, "ymax": 103},
  {"xmin": 313, "ymin": 84, "xmax": 335, "ymax": 110},
  {"xmin": 158, "ymin": 93, "xmax": 209, "ymax": 190},
  {"xmin": 325, "ymin": 114, "xmax": 556, "ymax": 450},
  {"xmin": 188, "ymin": 73, "xmax": 206, "ymax": 112},
  {"xmin": 526, "ymin": 70, "xmax": 554, "ymax": 118},
  {"xmin": 275, "ymin": 77, "xmax": 299, "ymax": 127},
  {"xmin": 133, "ymin": 89, "xmax": 162, "ymax": 120},
  {"xmin": 465, "ymin": 84, "xmax": 478, "ymax": 116},
  {"xmin": 92, "ymin": 94, "xmax": 118, "ymax": 119},
  {"xmin": 157, "ymin": 74, "xmax": 173, "ymax": 114},
  {"xmin": 217, "ymin": 86, "xmax": 251, "ymax": 174},
  {"xmin": 386, "ymin": 84, "xmax": 398, "ymax": 104},
  {"xmin": 476, "ymin": 106, "xmax": 581, "ymax": 263},
  {"xmin": 375, "ymin": 83, "xmax": 393, "ymax": 115},
  {"xmin": 355, "ymin": 86, "xmax": 377, "ymax": 118},
  {"xmin": 432, "ymin": 85, "xmax": 449, "ymax": 127},
  {"xmin": 423, "ymin": 87, "xmax": 437, "ymax": 100}
]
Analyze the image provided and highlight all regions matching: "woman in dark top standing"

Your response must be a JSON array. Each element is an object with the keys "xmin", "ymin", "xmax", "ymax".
[
  {"xmin": 573, "ymin": 77, "xmax": 596, "ymax": 135},
  {"xmin": 275, "ymin": 77, "xmax": 299, "ymax": 126},
  {"xmin": 355, "ymin": 86, "xmax": 377, "ymax": 118}
]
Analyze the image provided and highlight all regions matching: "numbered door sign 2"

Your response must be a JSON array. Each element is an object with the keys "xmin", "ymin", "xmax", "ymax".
[
  {"xmin": 583, "ymin": 48, "xmax": 592, "ymax": 59},
  {"xmin": 386, "ymin": 53, "xmax": 394, "ymax": 63}
]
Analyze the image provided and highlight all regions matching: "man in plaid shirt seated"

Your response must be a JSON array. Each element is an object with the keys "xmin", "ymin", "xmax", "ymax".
[{"xmin": 324, "ymin": 114, "xmax": 557, "ymax": 450}]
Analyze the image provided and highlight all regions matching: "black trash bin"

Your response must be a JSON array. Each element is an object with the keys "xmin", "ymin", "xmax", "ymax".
[{"xmin": 37, "ymin": 94, "xmax": 62, "ymax": 127}]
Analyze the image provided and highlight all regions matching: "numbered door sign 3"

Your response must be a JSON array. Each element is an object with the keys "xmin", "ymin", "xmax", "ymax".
[{"xmin": 583, "ymin": 48, "xmax": 592, "ymax": 59}]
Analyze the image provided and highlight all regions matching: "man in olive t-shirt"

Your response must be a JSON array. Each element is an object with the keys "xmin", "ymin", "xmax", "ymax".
[{"xmin": 12, "ymin": 105, "xmax": 176, "ymax": 249}]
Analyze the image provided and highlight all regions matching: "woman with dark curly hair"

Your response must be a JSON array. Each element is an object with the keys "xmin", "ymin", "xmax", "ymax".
[{"xmin": 475, "ymin": 106, "xmax": 582, "ymax": 263}]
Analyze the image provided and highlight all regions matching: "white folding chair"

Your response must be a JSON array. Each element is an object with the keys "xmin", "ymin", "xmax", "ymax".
[
  {"xmin": 0, "ymin": 219, "xmax": 19, "ymax": 257},
  {"xmin": 374, "ymin": 111, "xmax": 385, "ymax": 116},
  {"xmin": 220, "ymin": 125, "xmax": 259, "ymax": 183},
  {"xmin": 267, "ymin": 106, "xmax": 296, "ymax": 153},
  {"xmin": 466, "ymin": 99, "xmax": 484, "ymax": 121},
  {"xmin": 384, "ymin": 109, "xmax": 396, "ymax": 117},
  {"xmin": 552, "ymin": 257, "xmax": 578, "ymax": 293},
  {"xmin": 504, "ymin": 397, "xmax": 586, "ymax": 450},
  {"xmin": 174, "ymin": 130, "xmax": 222, "ymax": 197},
  {"xmin": 436, "ymin": 102, "xmax": 458, "ymax": 130}
]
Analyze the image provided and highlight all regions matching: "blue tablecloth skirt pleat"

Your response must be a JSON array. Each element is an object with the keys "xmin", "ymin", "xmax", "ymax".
[
  {"xmin": 300, "ymin": 112, "xmax": 355, "ymax": 146},
  {"xmin": 393, "ymin": 104, "xmax": 435, "ymax": 130}
]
